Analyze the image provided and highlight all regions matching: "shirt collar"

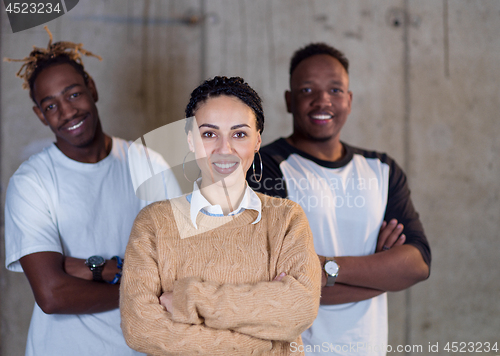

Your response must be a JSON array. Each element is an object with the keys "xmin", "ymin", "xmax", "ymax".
[{"xmin": 189, "ymin": 179, "xmax": 262, "ymax": 229}]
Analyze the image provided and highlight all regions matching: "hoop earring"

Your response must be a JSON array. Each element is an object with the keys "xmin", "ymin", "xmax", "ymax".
[
  {"xmin": 252, "ymin": 151, "xmax": 263, "ymax": 182},
  {"xmin": 182, "ymin": 151, "xmax": 201, "ymax": 183}
]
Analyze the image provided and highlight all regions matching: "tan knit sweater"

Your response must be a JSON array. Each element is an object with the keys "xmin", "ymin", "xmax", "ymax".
[{"xmin": 120, "ymin": 192, "xmax": 321, "ymax": 356}]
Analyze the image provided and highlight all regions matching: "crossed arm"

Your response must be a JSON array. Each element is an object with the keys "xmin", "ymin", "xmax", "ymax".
[
  {"xmin": 318, "ymin": 219, "xmax": 430, "ymax": 305},
  {"xmin": 120, "ymin": 204, "xmax": 321, "ymax": 356},
  {"xmin": 20, "ymin": 252, "xmax": 122, "ymax": 314},
  {"xmin": 120, "ymin": 223, "xmax": 274, "ymax": 355}
]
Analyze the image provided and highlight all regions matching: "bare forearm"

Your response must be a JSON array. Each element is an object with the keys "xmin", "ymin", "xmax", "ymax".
[
  {"xmin": 334, "ymin": 245, "xmax": 429, "ymax": 292},
  {"xmin": 40, "ymin": 276, "xmax": 120, "ymax": 314},
  {"xmin": 64, "ymin": 256, "xmax": 121, "ymax": 282},
  {"xmin": 20, "ymin": 252, "xmax": 120, "ymax": 314},
  {"xmin": 320, "ymin": 283, "xmax": 384, "ymax": 305}
]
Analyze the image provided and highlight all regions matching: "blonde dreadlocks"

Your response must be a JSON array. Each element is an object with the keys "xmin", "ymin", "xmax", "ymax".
[{"xmin": 4, "ymin": 26, "xmax": 102, "ymax": 94}]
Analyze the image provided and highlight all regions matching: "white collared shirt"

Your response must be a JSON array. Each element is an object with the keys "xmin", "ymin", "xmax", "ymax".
[{"xmin": 188, "ymin": 180, "xmax": 262, "ymax": 229}]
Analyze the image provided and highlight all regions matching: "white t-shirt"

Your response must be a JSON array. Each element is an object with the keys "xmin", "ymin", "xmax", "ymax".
[
  {"xmin": 283, "ymin": 152, "xmax": 389, "ymax": 356},
  {"xmin": 4, "ymin": 137, "xmax": 181, "ymax": 356}
]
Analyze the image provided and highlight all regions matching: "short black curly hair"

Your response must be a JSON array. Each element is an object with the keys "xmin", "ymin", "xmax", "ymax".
[
  {"xmin": 289, "ymin": 43, "xmax": 349, "ymax": 76},
  {"xmin": 184, "ymin": 76, "xmax": 264, "ymax": 134}
]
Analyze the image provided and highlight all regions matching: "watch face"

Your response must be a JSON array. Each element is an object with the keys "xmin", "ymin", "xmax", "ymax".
[
  {"xmin": 325, "ymin": 261, "xmax": 339, "ymax": 276},
  {"xmin": 86, "ymin": 255, "xmax": 105, "ymax": 268}
]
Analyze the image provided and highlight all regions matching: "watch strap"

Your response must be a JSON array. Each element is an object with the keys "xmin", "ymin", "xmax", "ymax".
[
  {"xmin": 108, "ymin": 256, "xmax": 123, "ymax": 285},
  {"xmin": 90, "ymin": 266, "xmax": 104, "ymax": 282},
  {"xmin": 326, "ymin": 271, "xmax": 337, "ymax": 287},
  {"xmin": 111, "ymin": 255, "xmax": 123, "ymax": 270},
  {"xmin": 324, "ymin": 258, "xmax": 339, "ymax": 287},
  {"xmin": 85, "ymin": 256, "xmax": 105, "ymax": 282}
]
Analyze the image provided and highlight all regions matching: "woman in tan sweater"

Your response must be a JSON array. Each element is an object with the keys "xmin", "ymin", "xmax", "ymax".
[{"xmin": 120, "ymin": 77, "xmax": 321, "ymax": 355}]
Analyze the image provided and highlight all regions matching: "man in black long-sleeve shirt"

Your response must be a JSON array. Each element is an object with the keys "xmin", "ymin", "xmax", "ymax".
[{"xmin": 248, "ymin": 43, "xmax": 431, "ymax": 356}]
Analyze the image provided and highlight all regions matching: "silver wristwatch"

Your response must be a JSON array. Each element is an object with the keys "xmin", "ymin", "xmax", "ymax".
[{"xmin": 324, "ymin": 258, "xmax": 340, "ymax": 287}]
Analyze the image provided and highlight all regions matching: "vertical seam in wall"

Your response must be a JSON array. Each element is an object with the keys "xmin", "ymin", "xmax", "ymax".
[
  {"xmin": 140, "ymin": 0, "xmax": 150, "ymax": 114},
  {"xmin": 266, "ymin": 1, "xmax": 276, "ymax": 91},
  {"xmin": 239, "ymin": 1, "xmax": 247, "ymax": 76},
  {"xmin": 220, "ymin": 2, "xmax": 227, "ymax": 76},
  {"xmin": 443, "ymin": 0, "xmax": 450, "ymax": 78},
  {"xmin": 126, "ymin": 0, "xmax": 132, "ymax": 43},
  {"xmin": 200, "ymin": 0, "xmax": 207, "ymax": 81},
  {"xmin": 153, "ymin": 3, "xmax": 160, "ymax": 127},
  {"xmin": 403, "ymin": 2, "xmax": 411, "ymax": 176},
  {"xmin": 403, "ymin": 0, "xmax": 412, "ymax": 354}
]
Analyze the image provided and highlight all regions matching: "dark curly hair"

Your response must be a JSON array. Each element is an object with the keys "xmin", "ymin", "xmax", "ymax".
[
  {"xmin": 289, "ymin": 43, "xmax": 349, "ymax": 76},
  {"xmin": 184, "ymin": 76, "xmax": 264, "ymax": 134}
]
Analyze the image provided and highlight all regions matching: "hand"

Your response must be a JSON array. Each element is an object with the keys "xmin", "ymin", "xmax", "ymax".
[
  {"xmin": 273, "ymin": 272, "xmax": 286, "ymax": 282},
  {"xmin": 159, "ymin": 291, "xmax": 173, "ymax": 312},
  {"xmin": 376, "ymin": 219, "xmax": 406, "ymax": 253}
]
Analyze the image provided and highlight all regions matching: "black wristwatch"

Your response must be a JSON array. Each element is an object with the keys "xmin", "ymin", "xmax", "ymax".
[{"xmin": 85, "ymin": 255, "xmax": 106, "ymax": 282}]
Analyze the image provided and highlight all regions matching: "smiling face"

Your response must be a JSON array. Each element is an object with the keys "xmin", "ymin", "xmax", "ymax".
[
  {"xmin": 188, "ymin": 95, "xmax": 262, "ymax": 189},
  {"xmin": 32, "ymin": 63, "xmax": 101, "ymax": 155},
  {"xmin": 286, "ymin": 54, "xmax": 352, "ymax": 144}
]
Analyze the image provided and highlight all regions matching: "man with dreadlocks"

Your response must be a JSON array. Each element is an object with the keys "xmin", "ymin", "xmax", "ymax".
[{"xmin": 4, "ymin": 27, "xmax": 180, "ymax": 355}]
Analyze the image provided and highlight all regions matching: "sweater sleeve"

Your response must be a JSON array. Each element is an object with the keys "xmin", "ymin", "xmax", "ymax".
[
  {"xmin": 169, "ymin": 203, "xmax": 322, "ymax": 342},
  {"xmin": 120, "ymin": 206, "xmax": 273, "ymax": 356}
]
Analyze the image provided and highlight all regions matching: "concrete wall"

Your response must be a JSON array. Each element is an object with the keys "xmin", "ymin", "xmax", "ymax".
[{"xmin": 1, "ymin": 0, "xmax": 499, "ymax": 354}]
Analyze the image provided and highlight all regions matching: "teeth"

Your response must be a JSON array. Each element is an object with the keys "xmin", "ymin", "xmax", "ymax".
[
  {"xmin": 214, "ymin": 162, "xmax": 237, "ymax": 169},
  {"xmin": 312, "ymin": 115, "xmax": 332, "ymax": 120},
  {"xmin": 67, "ymin": 120, "xmax": 84, "ymax": 131}
]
